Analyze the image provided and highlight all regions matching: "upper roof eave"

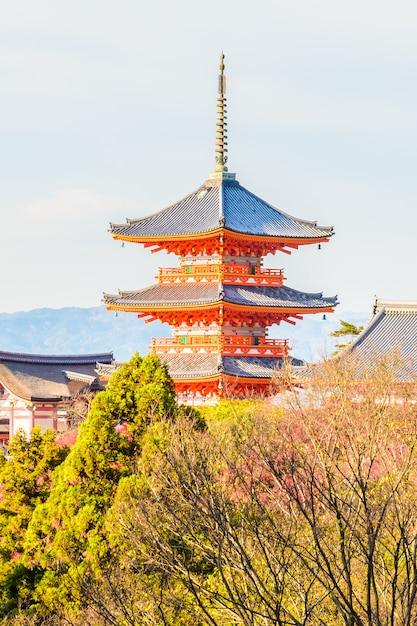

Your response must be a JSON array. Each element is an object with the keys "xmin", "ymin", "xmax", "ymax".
[
  {"xmin": 110, "ymin": 229, "xmax": 333, "ymax": 245},
  {"xmin": 109, "ymin": 177, "xmax": 334, "ymax": 242}
]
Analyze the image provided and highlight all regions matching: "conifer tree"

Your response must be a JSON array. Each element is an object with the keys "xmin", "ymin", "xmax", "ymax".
[
  {"xmin": 20, "ymin": 353, "xmax": 176, "ymax": 618},
  {"xmin": 330, "ymin": 319, "xmax": 364, "ymax": 353},
  {"xmin": 0, "ymin": 428, "xmax": 68, "ymax": 616}
]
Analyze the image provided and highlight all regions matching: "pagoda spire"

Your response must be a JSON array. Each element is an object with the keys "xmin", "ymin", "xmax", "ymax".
[
  {"xmin": 105, "ymin": 55, "xmax": 337, "ymax": 401},
  {"xmin": 215, "ymin": 53, "xmax": 228, "ymax": 172}
]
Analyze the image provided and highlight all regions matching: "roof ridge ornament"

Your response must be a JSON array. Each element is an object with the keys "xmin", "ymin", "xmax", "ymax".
[{"xmin": 215, "ymin": 53, "xmax": 228, "ymax": 172}]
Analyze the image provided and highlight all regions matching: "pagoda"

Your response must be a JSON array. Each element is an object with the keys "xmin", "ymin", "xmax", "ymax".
[{"xmin": 104, "ymin": 55, "xmax": 337, "ymax": 400}]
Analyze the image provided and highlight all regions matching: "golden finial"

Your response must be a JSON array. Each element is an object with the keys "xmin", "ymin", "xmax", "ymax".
[{"xmin": 215, "ymin": 53, "xmax": 228, "ymax": 172}]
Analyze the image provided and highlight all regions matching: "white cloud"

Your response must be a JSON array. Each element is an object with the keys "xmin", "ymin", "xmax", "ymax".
[
  {"xmin": 7, "ymin": 189, "xmax": 133, "ymax": 239},
  {"xmin": 22, "ymin": 188, "xmax": 127, "ymax": 219}
]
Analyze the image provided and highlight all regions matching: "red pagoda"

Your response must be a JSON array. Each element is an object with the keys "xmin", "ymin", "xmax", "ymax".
[{"xmin": 104, "ymin": 55, "xmax": 337, "ymax": 400}]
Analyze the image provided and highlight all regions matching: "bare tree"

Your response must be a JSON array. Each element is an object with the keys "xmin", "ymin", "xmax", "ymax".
[
  {"xmin": 261, "ymin": 353, "xmax": 417, "ymax": 626},
  {"xmin": 88, "ymin": 354, "xmax": 417, "ymax": 626},
  {"xmin": 106, "ymin": 414, "xmax": 334, "ymax": 624}
]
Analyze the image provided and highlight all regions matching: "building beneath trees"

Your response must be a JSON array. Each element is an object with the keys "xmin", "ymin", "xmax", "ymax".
[
  {"xmin": 104, "ymin": 56, "xmax": 337, "ymax": 400},
  {"xmin": 0, "ymin": 351, "xmax": 113, "ymax": 442}
]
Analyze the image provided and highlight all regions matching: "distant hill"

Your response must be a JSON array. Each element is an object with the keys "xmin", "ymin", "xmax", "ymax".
[
  {"xmin": 270, "ymin": 310, "xmax": 369, "ymax": 362},
  {"xmin": 0, "ymin": 307, "xmax": 166, "ymax": 362},
  {"xmin": 0, "ymin": 307, "xmax": 368, "ymax": 363}
]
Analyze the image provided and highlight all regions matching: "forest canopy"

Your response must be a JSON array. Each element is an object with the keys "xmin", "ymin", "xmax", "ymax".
[{"xmin": 1, "ymin": 351, "xmax": 417, "ymax": 626}]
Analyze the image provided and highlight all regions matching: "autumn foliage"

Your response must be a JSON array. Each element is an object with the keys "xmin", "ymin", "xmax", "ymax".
[{"xmin": 2, "ymin": 352, "xmax": 417, "ymax": 625}]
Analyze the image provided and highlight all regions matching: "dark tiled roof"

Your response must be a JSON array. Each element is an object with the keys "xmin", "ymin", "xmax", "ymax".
[
  {"xmin": 110, "ymin": 177, "xmax": 333, "ymax": 241},
  {"xmin": 222, "ymin": 355, "xmax": 304, "ymax": 377},
  {"xmin": 103, "ymin": 283, "xmax": 338, "ymax": 310},
  {"xmin": 0, "ymin": 352, "xmax": 113, "ymax": 365},
  {"xmin": 0, "ymin": 351, "xmax": 113, "ymax": 402},
  {"xmin": 95, "ymin": 361, "xmax": 123, "ymax": 378},
  {"xmin": 161, "ymin": 354, "xmax": 220, "ymax": 377},
  {"xmin": 104, "ymin": 283, "xmax": 220, "ymax": 307},
  {"xmin": 224, "ymin": 285, "xmax": 337, "ymax": 309},
  {"xmin": 349, "ymin": 300, "xmax": 417, "ymax": 381},
  {"xmin": 161, "ymin": 354, "xmax": 304, "ymax": 379}
]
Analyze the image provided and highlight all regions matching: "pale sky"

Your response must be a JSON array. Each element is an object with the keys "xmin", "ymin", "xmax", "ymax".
[{"xmin": 1, "ymin": 0, "xmax": 416, "ymax": 317}]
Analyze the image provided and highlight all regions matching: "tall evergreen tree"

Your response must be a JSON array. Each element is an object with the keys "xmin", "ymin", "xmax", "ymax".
[
  {"xmin": 0, "ymin": 428, "xmax": 68, "ymax": 616},
  {"xmin": 21, "ymin": 353, "xmax": 177, "ymax": 618}
]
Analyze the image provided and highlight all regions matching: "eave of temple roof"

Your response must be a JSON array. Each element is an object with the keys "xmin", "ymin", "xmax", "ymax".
[
  {"xmin": 109, "ymin": 178, "xmax": 333, "ymax": 242},
  {"xmin": 348, "ymin": 299, "xmax": 417, "ymax": 381},
  {"xmin": 94, "ymin": 354, "xmax": 305, "ymax": 382},
  {"xmin": 95, "ymin": 361, "xmax": 123, "ymax": 378},
  {"xmin": 103, "ymin": 283, "xmax": 338, "ymax": 311},
  {"xmin": 161, "ymin": 354, "xmax": 305, "ymax": 379},
  {"xmin": 0, "ymin": 351, "xmax": 114, "ymax": 402},
  {"xmin": 0, "ymin": 352, "xmax": 113, "ymax": 365}
]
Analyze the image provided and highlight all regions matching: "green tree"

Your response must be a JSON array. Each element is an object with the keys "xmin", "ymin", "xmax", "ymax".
[
  {"xmin": 99, "ymin": 355, "xmax": 417, "ymax": 626},
  {"xmin": 0, "ymin": 428, "xmax": 68, "ymax": 616},
  {"xmin": 330, "ymin": 319, "xmax": 364, "ymax": 354},
  {"xmin": 20, "ymin": 353, "xmax": 177, "ymax": 619}
]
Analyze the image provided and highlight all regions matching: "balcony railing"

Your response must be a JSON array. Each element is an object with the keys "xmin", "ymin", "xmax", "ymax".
[
  {"xmin": 151, "ymin": 335, "xmax": 289, "ymax": 357},
  {"xmin": 157, "ymin": 263, "xmax": 285, "ymax": 286}
]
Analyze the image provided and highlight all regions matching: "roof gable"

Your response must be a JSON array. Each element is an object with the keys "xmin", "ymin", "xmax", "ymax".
[
  {"xmin": 349, "ymin": 300, "xmax": 417, "ymax": 380},
  {"xmin": 0, "ymin": 351, "xmax": 113, "ymax": 402}
]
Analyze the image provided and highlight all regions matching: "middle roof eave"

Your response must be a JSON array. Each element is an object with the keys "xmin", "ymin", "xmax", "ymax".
[
  {"xmin": 109, "ymin": 178, "xmax": 334, "ymax": 241},
  {"xmin": 103, "ymin": 283, "xmax": 338, "ymax": 310}
]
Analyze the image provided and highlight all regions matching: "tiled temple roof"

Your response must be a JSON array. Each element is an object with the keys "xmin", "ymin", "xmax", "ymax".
[
  {"xmin": 95, "ymin": 354, "xmax": 305, "ymax": 381},
  {"xmin": 110, "ymin": 177, "xmax": 333, "ymax": 241},
  {"xmin": 153, "ymin": 354, "xmax": 304, "ymax": 379},
  {"xmin": 95, "ymin": 361, "xmax": 123, "ymax": 379},
  {"xmin": 103, "ymin": 283, "xmax": 338, "ymax": 311},
  {"xmin": 161, "ymin": 354, "xmax": 220, "ymax": 378},
  {"xmin": 0, "ymin": 351, "xmax": 114, "ymax": 402},
  {"xmin": 349, "ymin": 299, "xmax": 417, "ymax": 381}
]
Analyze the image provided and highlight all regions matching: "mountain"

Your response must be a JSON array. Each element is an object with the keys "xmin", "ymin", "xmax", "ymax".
[
  {"xmin": 0, "ymin": 307, "xmax": 167, "ymax": 362},
  {"xmin": 0, "ymin": 307, "xmax": 368, "ymax": 363},
  {"xmin": 270, "ymin": 310, "xmax": 369, "ymax": 362}
]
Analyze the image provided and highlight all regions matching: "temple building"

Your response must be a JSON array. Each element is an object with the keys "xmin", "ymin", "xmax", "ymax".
[
  {"xmin": 104, "ymin": 56, "xmax": 337, "ymax": 400},
  {"xmin": 348, "ymin": 298, "xmax": 417, "ymax": 381},
  {"xmin": 0, "ymin": 351, "xmax": 113, "ymax": 443}
]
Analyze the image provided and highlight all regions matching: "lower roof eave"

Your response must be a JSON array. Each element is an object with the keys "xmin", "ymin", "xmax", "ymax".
[
  {"xmin": 171, "ymin": 373, "xmax": 276, "ymax": 384},
  {"xmin": 222, "ymin": 374, "xmax": 273, "ymax": 384},
  {"xmin": 171, "ymin": 373, "xmax": 220, "ymax": 382}
]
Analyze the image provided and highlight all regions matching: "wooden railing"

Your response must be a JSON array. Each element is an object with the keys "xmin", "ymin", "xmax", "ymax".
[
  {"xmin": 157, "ymin": 263, "xmax": 285, "ymax": 286},
  {"xmin": 151, "ymin": 336, "xmax": 289, "ymax": 357}
]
